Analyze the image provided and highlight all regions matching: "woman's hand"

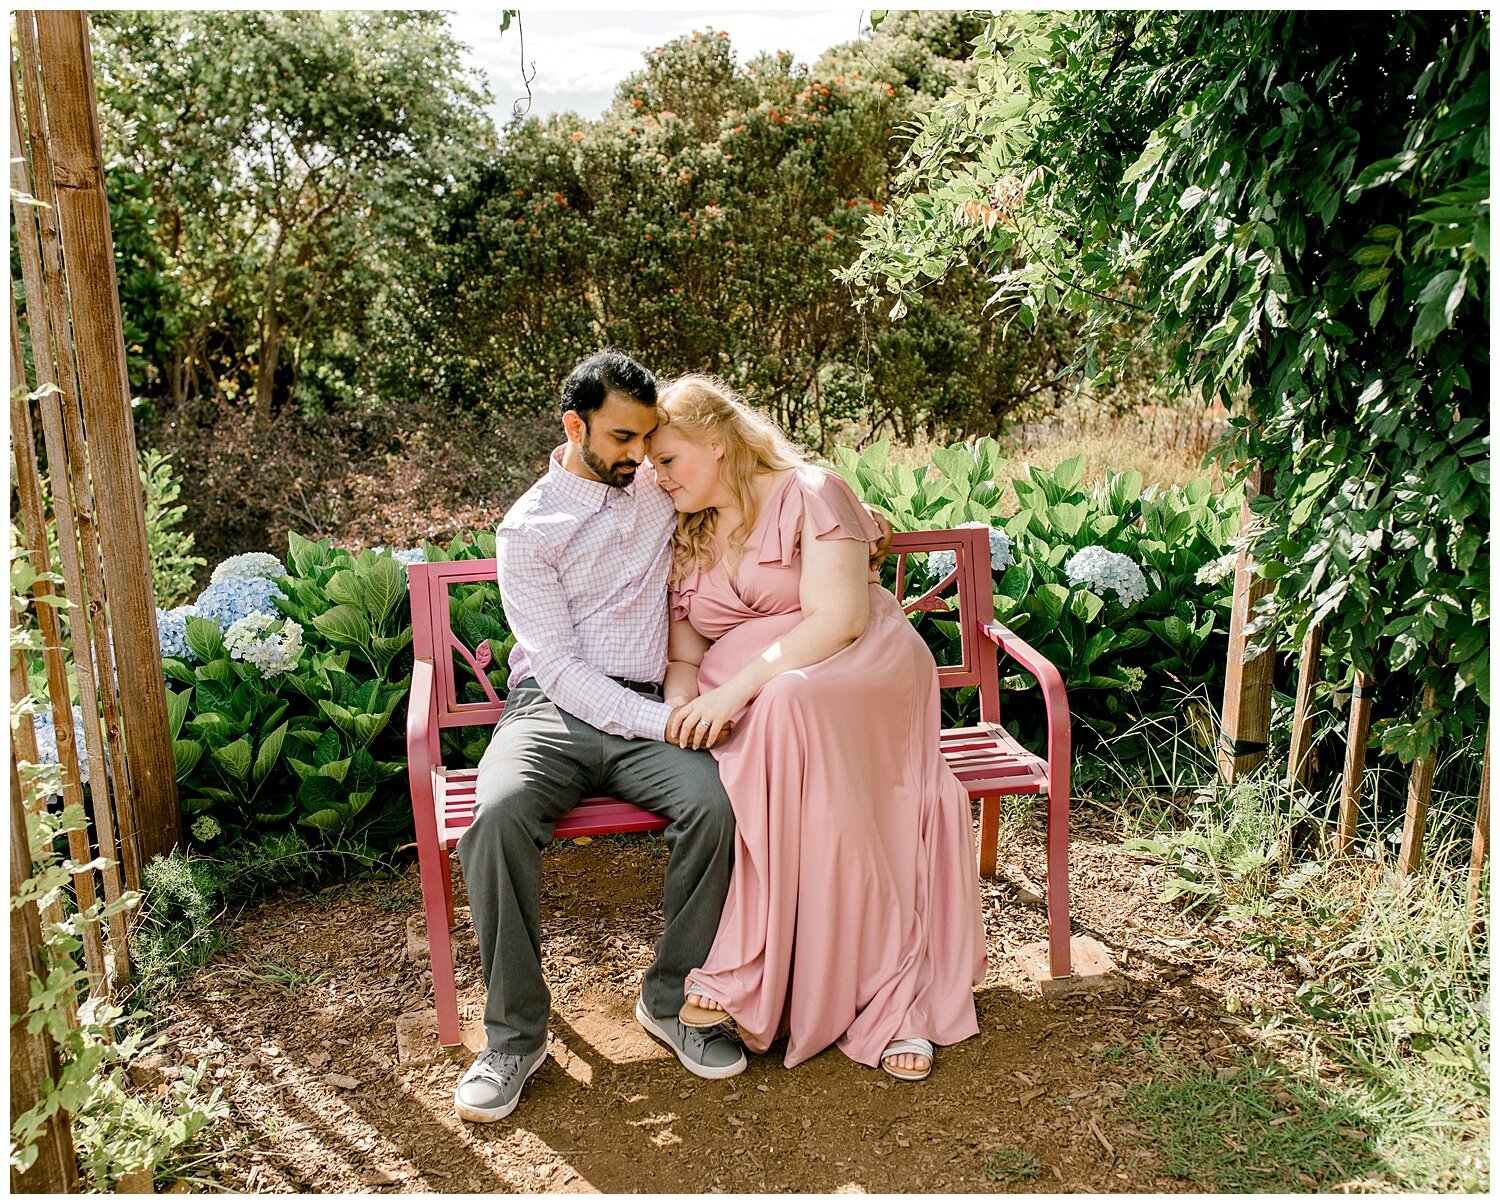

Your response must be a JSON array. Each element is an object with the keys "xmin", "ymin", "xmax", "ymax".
[{"xmin": 667, "ymin": 682, "xmax": 751, "ymax": 749}]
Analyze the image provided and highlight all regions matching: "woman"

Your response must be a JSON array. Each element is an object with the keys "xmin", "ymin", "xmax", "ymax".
[{"xmin": 649, "ymin": 375, "xmax": 985, "ymax": 1081}]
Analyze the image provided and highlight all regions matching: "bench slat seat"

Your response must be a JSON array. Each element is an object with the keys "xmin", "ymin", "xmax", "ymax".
[{"xmin": 406, "ymin": 527, "xmax": 1072, "ymax": 1047}]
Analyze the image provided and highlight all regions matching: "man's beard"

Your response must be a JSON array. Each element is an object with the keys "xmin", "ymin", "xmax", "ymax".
[{"xmin": 579, "ymin": 439, "xmax": 638, "ymax": 489}]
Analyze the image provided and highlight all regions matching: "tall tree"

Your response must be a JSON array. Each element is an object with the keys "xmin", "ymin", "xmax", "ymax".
[
  {"xmin": 91, "ymin": 10, "xmax": 494, "ymax": 421},
  {"xmin": 845, "ymin": 11, "xmax": 1489, "ymax": 759}
]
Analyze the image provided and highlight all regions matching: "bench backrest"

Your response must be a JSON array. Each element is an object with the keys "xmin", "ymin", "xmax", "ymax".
[{"xmin": 406, "ymin": 526, "xmax": 1000, "ymax": 733}]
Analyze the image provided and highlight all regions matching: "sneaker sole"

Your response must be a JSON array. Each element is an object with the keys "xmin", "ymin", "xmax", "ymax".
[
  {"xmin": 452, "ymin": 1051, "xmax": 547, "ymax": 1124},
  {"xmin": 635, "ymin": 999, "xmax": 746, "ymax": 1080}
]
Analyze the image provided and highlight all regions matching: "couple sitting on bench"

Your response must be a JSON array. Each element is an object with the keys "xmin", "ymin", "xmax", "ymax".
[{"xmin": 453, "ymin": 351, "xmax": 986, "ymax": 1123}]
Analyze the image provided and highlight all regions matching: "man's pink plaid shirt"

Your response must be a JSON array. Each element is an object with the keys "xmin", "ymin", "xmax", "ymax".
[{"xmin": 495, "ymin": 448, "xmax": 677, "ymax": 741}]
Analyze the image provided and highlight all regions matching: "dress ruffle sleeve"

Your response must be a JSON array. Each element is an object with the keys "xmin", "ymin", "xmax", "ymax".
[
  {"xmin": 669, "ymin": 569, "xmax": 703, "ymax": 621},
  {"xmin": 758, "ymin": 467, "xmax": 881, "ymax": 567}
]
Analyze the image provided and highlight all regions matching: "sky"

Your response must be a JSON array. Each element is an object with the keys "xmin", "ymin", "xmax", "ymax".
[{"xmin": 444, "ymin": 7, "xmax": 872, "ymax": 129}]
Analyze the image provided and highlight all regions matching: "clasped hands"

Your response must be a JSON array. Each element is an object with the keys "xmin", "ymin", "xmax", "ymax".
[{"xmin": 665, "ymin": 683, "xmax": 750, "ymax": 750}]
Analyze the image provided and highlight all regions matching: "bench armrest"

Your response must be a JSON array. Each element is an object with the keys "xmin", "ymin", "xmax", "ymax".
[
  {"xmin": 979, "ymin": 619, "xmax": 1071, "ymax": 779},
  {"xmin": 407, "ymin": 658, "xmax": 443, "ymax": 845}
]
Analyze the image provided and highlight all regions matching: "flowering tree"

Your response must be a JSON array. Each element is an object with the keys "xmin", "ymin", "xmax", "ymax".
[
  {"xmin": 844, "ymin": 11, "xmax": 1489, "ymax": 760},
  {"xmin": 383, "ymin": 18, "xmax": 1084, "ymax": 449}
]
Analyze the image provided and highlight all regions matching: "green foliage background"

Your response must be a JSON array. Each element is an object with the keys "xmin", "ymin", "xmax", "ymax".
[{"xmin": 844, "ymin": 10, "xmax": 1489, "ymax": 765}]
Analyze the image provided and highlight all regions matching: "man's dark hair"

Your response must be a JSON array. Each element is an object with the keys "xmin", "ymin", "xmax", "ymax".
[{"xmin": 560, "ymin": 351, "xmax": 657, "ymax": 423}]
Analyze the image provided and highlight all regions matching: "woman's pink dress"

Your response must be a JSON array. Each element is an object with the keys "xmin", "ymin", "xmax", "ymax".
[{"xmin": 672, "ymin": 465, "xmax": 986, "ymax": 1069}]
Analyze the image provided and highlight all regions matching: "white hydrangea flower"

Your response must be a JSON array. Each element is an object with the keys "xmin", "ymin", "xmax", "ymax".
[
  {"xmin": 1064, "ymin": 546, "xmax": 1150, "ymax": 607},
  {"xmin": 223, "ymin": 613, "xmax": 304, "ymax": 678},
  {"xmin": 1195, "ymin": 551, "xmax": 1238, "ymax": 587},
  {"xmin": 955, "ymin": 520, "xmax": 1014, "ymax": 573},
  {"xmin": 927, "ymin": 522, "xmax": 1013, "ymax": 582},
  {"xmin": 210, "ymin": 552, "xmax": 286, "ymax": 585},
  {"xmin": 190, "ymin": 814, "xmax": 222, "ymax": 843},
  {"xmin": 392, "ymin": 548, "xmax": 425, "ymax": 565}
]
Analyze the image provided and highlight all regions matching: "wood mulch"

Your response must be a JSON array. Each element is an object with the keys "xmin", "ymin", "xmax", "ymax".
[{"xmin": 144, "ymin": 811, "xmax": 1304, "ymax": 1193}]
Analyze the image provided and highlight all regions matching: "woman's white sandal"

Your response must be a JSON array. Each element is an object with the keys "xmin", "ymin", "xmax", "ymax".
[
  {"xmin": 679, "ymin": 984, "xmax": 730, "ymax": 1029},
  {"xmin": 880, "ymin": 1037, "xmax": 934, "ymax": 1082}
]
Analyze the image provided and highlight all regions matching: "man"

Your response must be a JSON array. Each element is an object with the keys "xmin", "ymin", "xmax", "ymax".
[{"xmin": 453, "ymin": 351, "xmax": 744, "ymax": 1124}]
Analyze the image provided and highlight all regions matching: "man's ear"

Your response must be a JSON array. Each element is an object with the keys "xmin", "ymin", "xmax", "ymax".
[{"xmin": 563, "ymin": 410, "xmax": 586, "ymax": 444}]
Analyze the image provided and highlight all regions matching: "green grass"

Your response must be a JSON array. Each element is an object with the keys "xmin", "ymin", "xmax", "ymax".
[
  {"xmin": 980, "ymin": 1147, "xmax": 1041, "ymax": 1183},
  {"xmin": 1124, "ymin": 1053, "xmax": 1381, "ymax": 1191},
  {"xmin": 1082, "ymin": 707, "xmax": 1489, "ymax": 1194}
]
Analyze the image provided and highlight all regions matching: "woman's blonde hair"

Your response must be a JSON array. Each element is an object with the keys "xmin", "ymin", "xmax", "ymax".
[{"xmin": 655, "ymin": 374, "xmax": 806, "ymax": 582}]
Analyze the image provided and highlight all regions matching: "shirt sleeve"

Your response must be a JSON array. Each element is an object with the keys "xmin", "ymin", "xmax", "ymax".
[{"xmin": 495, "ymin": 525, "xmax": 674, "ymax": 741}]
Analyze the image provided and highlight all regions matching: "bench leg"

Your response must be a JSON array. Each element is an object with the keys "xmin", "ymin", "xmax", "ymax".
[
  {"xmin": 418, "ymin": 843, "xmax": 463, "ymax": 1047},
  {"xmin": 1046, "ymin": 776, "xmax": 1072, "ymax": 978},
  {"xmin": 440, "ymin": 847, "xmax": 456, "ymax": 930},
  {"xmin": 977, "ymin": 796, "xmax": 1001, "ymax": 877}
]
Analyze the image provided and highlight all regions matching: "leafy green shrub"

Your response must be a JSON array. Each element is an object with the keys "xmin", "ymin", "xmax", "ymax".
[
  {"xmin": 140, "ymin": 449, "xmax": 206, "ymax": 606},
  {"xmin": 831, "ymin": 436, "xmax": 1242, "ymax": 738}
]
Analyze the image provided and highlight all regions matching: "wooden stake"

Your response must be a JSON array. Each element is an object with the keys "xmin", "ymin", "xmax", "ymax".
[
  {"xmin": 9, "ymin": 301, "xmax": 109, "ymax": 993},
  {"xmin": 1396, "ymin": 684, "xmax": 1440, "ymax": 879},
  {"xmin": 1286, "ymin": 622, "xmax": 1323, "ymax": 790},
  {"xmin": 1335, "ymin": 669, "xmax": 1374, "ymax": 857},
  {"xmin": 13, "ymin": 36, "xmax": 141, "ymax": 903},
  {"xmin": 32, "ymin": 10, "xmax": 181, "ymax": 860},
  {"xmin": 1467, "ymin": 730, "xmax": 1489, "ymax": 932},
  {"xmin": 10, "ymin": 756, "xmax": 80, "ymax": 1194},
  {"xmin": 1217, "ymin": 464, "xmax": 1275, "ymax": 783}
]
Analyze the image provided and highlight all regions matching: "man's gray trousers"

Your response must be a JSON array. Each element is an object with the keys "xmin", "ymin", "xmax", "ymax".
[{"xmin": 456, "ymin": 681, "xmax": 734, "ymax": 1055}]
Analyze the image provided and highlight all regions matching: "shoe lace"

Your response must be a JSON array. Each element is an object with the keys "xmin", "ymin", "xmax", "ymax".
[{"xmin": 466, "ymin": 1049, "xmax": 526, "ymax": 1087}]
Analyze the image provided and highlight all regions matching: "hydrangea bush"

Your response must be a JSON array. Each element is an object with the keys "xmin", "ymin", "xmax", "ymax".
[
  {"xmin": 192, "ymin": 575, "xmax": 287, "ymax": 630},
  {"xmin": 832, "ymin": 436, "xmax": 1241, "ymax": 738}
]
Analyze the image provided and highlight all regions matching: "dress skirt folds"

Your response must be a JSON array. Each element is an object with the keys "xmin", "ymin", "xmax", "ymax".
[{"xmin": 671, "ymin": 466, "xmax": 986, "ymax": 1068}]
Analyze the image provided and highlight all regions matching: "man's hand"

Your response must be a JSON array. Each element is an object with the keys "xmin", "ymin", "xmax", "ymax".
[
  {"xmin": 668, "ymin": 685, "xmax": 748, "ymax": 749},
  {"xmin": 863, "ymin": 504, "xmax": 894, "ymax": 572}
]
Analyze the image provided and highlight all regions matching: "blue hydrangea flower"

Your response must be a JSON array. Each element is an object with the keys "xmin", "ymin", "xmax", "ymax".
[
  {"xmin": 371, "ymin": 546, "xmax": 425, "ymax": 565},
  {"xmin": 156, "ymin": 606, "xmax": 196, "ymax": 661},
  {"xmin": 210, "ymin": 552, "xmax": 286, "ymax": 585},
  {"xmin": 29, "ymin": 704, "xmax": 91, "ymax": 785},
  {"xmin": 194, "ymin": 575, "xmax": 287, "ymax": 630},
  {"xmin": 1064, "ymin": 546, "xmax": 1150, "ymax": 607}
]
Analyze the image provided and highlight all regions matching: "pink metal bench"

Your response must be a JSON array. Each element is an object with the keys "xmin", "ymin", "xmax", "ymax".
[{"xmin": 406, "ymin": 526, "xmax": 1072, "ymax": 1046}]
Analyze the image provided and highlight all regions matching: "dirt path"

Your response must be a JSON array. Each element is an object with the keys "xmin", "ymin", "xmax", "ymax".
[{"xmin": 150, "ymin": 814, "xmax": 1302, "ymax": 1192}]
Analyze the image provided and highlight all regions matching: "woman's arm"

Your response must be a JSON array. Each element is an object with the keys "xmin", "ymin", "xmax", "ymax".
[
  {"xmin": 671, "ymin": 521, "xmax": 870, "ymax": 748},
  {"xmin": 664, "ymin": 614, "xmax": 710, "ymax": 708}
]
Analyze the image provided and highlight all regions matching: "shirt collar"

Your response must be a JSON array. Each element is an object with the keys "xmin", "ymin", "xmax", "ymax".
[{"xmin": 546, "ymin": 445, "xmax": 638, "ymax": 512}]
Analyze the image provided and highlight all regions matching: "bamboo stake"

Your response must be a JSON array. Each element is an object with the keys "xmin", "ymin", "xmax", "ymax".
[
  {"xmin": 1217, "ymin": 464, "xmax": 1276, "ymax": 784},
  {"xmin": 34, "ymin": 10, "xmax": 179, "ymax": 863},
  {"xmin": 10, "ymin": 301, "xmax": 108, "ymax": 992},
  {"xmin": 1286, "ymin": 622, "xmax": 1323, "ymax": 790},
  {"xmin": 10, "ymin": 757, "xmax": 80, "ymax": 1194},
  {"xmin": 11, "ymin": 53, "xmax": 132, "ymax": 982},
  {"xmin": 1467, "ymin": 730, "xmax": 1489, "ymax": 932},
  {"xmin": 1396, "ymin": 684, "xmax": 1440, "ymax": 879},
  {"xmin": 1335, "ymin": 669, "xmax": 1374, "ymax": 857}
]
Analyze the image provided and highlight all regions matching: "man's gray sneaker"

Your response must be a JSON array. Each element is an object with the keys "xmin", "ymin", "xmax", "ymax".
[
  {"xmin": 635, "ymin": 997, "xmax": 746, "ymax": 1079},
  {"xmin": 453, "ymin": 1045, "xmax": 547, "ymax": 1123}
]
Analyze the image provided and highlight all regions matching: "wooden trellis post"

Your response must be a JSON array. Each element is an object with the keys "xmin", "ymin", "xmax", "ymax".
[
  {"xmin": 10, "ymin": 760, "xmax": 80, "ymax": 1194},
  {"xmin": 1335, "ymin": 669, "xmax": 1374, "ymax": 857},
  {"xmin": 1286, "ymin": 622, "xmax": 1323, "ymax": 789},
  {"xmin": 1396, "ymin": 683, "xmax": 1440, "ymax": 879},
  {"xmin": 11, "ymin": 10, "xmax": 181, "ymax": 884},
  {"xmin": 1217, "ymin": 465, "xmax": 1275, "ymax": 783},
  {"xmin": 1468, "ymin": 731, "xmax": 1489, "ymax": 931}
]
